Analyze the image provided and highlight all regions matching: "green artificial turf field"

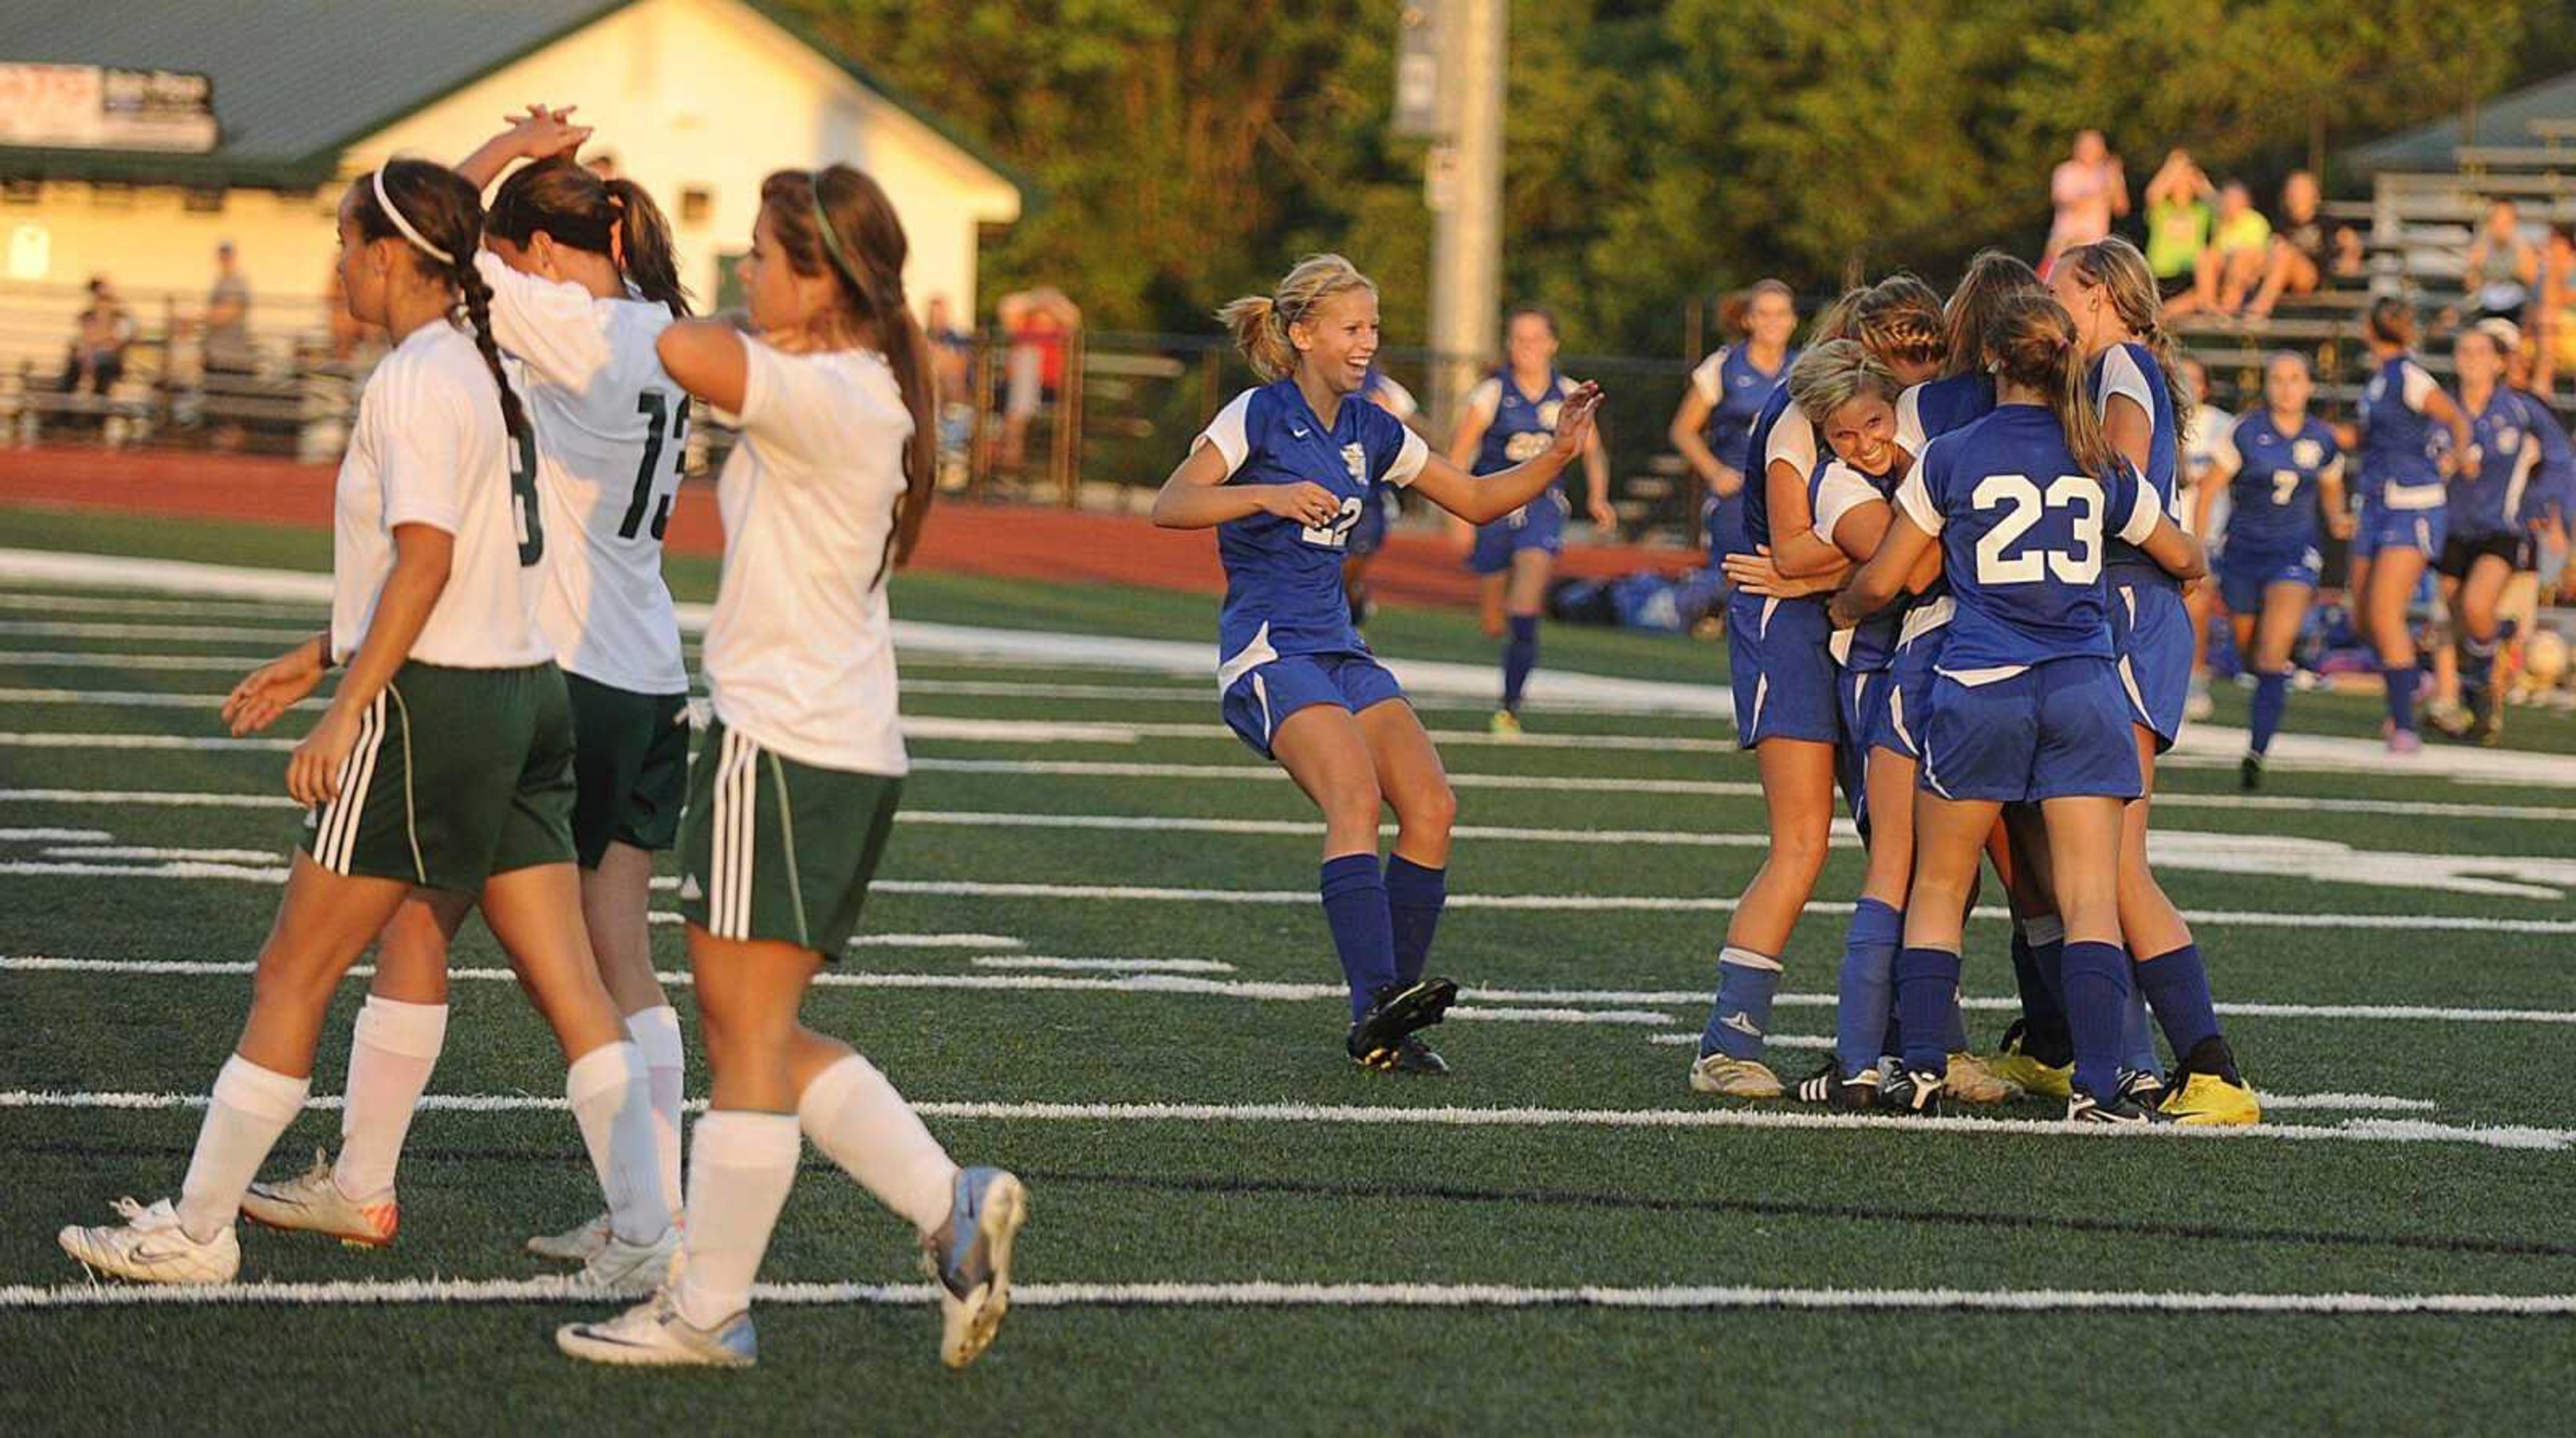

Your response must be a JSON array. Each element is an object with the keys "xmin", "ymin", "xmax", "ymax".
[{"xmin": 0, "ymin": 509, "xmax": 2571, "ymax": 1435}]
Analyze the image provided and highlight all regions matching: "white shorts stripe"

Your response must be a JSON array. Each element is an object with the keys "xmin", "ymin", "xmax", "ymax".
[
  {"xmin": 315, "ymin": 696, "xmax": 384, "ymax": 873},
  {"xmin": 338, "ymin": 693, "xmax": 388, "ymax": 875}
]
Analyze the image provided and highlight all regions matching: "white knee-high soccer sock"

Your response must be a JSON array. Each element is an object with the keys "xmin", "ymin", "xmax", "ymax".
[
  {"xmin": 673, "ymin": 1111, "xmax": 799, "ymax": 1331},
  {"xmin": 177, "ymin": 1056, "xmax": 310, "ymax": 1243},
  {"xmin": 564, "ymin": 1042, "xmax": 667, "ymax": 1245},
  {"xmin": 624, "ymin": 1005, "xmax": 686, "ymax": 1223},
  {"xmin": 332, "ymin": 996, "xmax": 447, "ymax": 1199},
  {"xmin": 796, "ymin": 1054, "xmax": 958, "ymax": 1236}
]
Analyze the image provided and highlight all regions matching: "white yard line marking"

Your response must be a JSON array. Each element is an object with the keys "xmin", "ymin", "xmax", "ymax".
[
  {"xmin": 1, "ymin": 1275, "xmax": 2566, "ymax": 1315},
  {"xmin": 0, "ymin": 732, "xmax": 287, "ymax": 751},
  {"xmin": 9, "ymin": 955, "xmax": 2573, "ymax": 1026},
  {"xmin": 0, "ymin": 789, "xmax": 301, "ymax": 809},
  {"xmin": 1646, "ymin": 1033, "xmax": 1835, "ymax": 1051},
  {"xmin": 0, "ymin": 827, "xmax": 113, "ymax": 842},
  {"xmin": 0, "ymin": 687, "xmax": 313, "ymax": 711},
  {"xmin": 850, "ymin": 933, "xmax": 1028, "ymax": 950},
  {"xmin": 0, "ymin": 620, "xmax": 317, "ymax": 642},
  {"xmin": 43, "ymin": 845, "xmax": 283, "ymax": 864},
  {"xmin": 0, "ymin": 651, "xmax": 272, "ymax": 672},
  {"xmin": 971, "ymin": 956, "xmax": 1235, "ymax": 974},
  {"xmin": 3, "ymin": 1088, "xmax": 2565, "ymax": 1151},
  {"xmin": 0, "ymin": 593, "xmax": 319, "ymax": 620},
  {"xmin": 904, "ymin": 676, "xmax": 1702, "ymax": 721}
]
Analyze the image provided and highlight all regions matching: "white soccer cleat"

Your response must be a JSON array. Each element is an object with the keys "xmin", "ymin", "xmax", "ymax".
[
  {"xmin": 1686, "ymin": 1052, "xmax": 1784, "ymax": 1098},
  {"xmin": 1941, "ymin": 1051, "xmax": 2026, "ymax": 1106},
  {"xmin": 578, "ymin": 1223, "xmax": 682, "ymax": 1298},
  {"xmin": 557, "ymin": 1288, "xmax": 757, "ymax": 1368},
  {"xmin": 240, "ymin": 1150, "xmax": 398, "ymax": 1248},
  {"xmin": 928, "ymin": 1167, "xmax": 1030, "ymax": 1370},
  {"xmin": 527, "ymin": 1211, "xmax": 612, "ymax": 1263},
  {"xmin": 58, "ymin": 1197, "xmax": 239, "ymax": 1286}
]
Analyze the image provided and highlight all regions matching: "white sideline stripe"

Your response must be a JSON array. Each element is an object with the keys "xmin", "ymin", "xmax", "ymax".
[
  {"xmin": 0, "ymin": 620, "xmax": 317, "ymax": 642},
  {"xmin": 0, "ymin": 686, "xmax": 318, "ymax": 711},
  {"xmin": 0, "ymin": 550, "xmax": 1733, "ymax": 717},
  {"xmin": 971, "ymin": 956, "xmax": 1235, "ymax": 974},
  {"xmin": 851, "ymin": 933, "xmax": 1028, "ymax": 950},
  {"xmin": 0, "ymin": 651, "xmax": 272, "ymax": 671},
  {"xmin": 2, "ymin": 1276, "xmax": 2567, "ymax": 1317},
  {"xmin": 5, "ymin": 1088, "xmax": 2566, "ymax": 1151},
  {"xmin": 0, "ymin": 732, "xmax": 287, "ymax": 751},
  {"xmin": 900, "ymin": 811, "xmax": 1806, "ymax": 850},
  {"xmin": 0, "ymin": 827, "xmax": 112, "ymax": 842},
  {"xmin": 0, "ymin": 593, "xmax": 319, "ymax": 619},
  {"xmin": 9, "ymin": 955, "xmax": 2575, "ymax": 1027},
  {"xmin": 0, "ymin": 789, "xmax": 301, "ymax": 809},
  {"xmin": 1643, "ymin": 1031, "xmax": 1835, "ymax": 1051},
  {"xmin": 7, "ymin": 856, "xmax": 2574, "ymax": 936},
  {"xmin": 44, "ymin": 844, "xmax": 282, "ymax": 864},
  {"xmin": 905, "ymin": 676, "xmax": 1697, "ymax": 720}
]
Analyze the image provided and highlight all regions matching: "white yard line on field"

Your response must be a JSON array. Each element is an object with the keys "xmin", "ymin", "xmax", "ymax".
[
  {"xmin": 2, "ymin": 1275, "xmax": 2567, "ymax": 1315},
  {"xmin": 7, "ymin": 954, "xmax": 2573, "ymax": 1027},
  {"xmin": 1, "ymin": 1086, "xmax": 2565, "ymax": 1151}
]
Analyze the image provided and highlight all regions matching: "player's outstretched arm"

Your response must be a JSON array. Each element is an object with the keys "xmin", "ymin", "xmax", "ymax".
[
  {"xmin": 1149, "ymin": 439, "xmax": 1339, "ymax": 531},
  {"xmin": 1409, "ymin": 382, "xmax": 1603, "ymax": 526}
]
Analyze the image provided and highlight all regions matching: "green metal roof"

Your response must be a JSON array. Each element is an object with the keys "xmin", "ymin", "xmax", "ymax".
[
  {"xmin": 2345, "ymin": 70, "xmax": 2576, "ymax": 176},
  {"xmin": 0, "ymin": 0, "xmax": 1022, "ymax": 196}
]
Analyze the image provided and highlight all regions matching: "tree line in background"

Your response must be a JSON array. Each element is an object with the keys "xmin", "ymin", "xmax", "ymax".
[{"xmin": 791, "ymin": 0, "xmax": 2576, "ymax": 358}]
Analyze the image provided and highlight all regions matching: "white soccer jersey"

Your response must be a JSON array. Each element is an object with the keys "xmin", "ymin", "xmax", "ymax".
[
  {"xmin": 475, "ymin": 253, "xmax": 690, "ymax": 695},
  {"xmin": 330, "ymin": 322, "xmax": 549, "ymax": 669},
  {"xmin": 701, "ymin": 338, "xmax": 913, "ymax": 776}
]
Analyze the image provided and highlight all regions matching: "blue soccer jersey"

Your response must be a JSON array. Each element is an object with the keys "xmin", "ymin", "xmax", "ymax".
[
  {"xmin": 1465, "ymin": 370, "xmax": 1580, "ymax": 476},
  {"xmin": 2357, "ymin": 354, "xmax": 2446, "ymax": 509},
  {"xmin": 1732, "ymin": 383, "xmax": 1821, "ymax": 556},
  {"xmin": 1197, "ymin": 379, "xmax": 1430, "ymax": 684},
  {"xmin": 2224, "ymin": 410, "xmax": 2343, "ymax": 554},
  {"xmin": 1896, "ymin": 372, "xmax": 1997, "ymax": 460},
  {"xmin": 1894, "ymin": 406, "xmax": 2160, "ymax": 678},
  {"xmin": 2090, "ymin": 342, "xmax": 2179, "ymax": 579},
  {"xmin": 2518, "ymin": 386, "xmax": 2576, "ymax": 526},
  {"xmin": 1693, "ymin": 344, "xmax": 1797, "ymax": 476},
  {"xmin": 2448, "ymin": 389, "xmax": 2540, "ymax": 541},
  {"xmin": 1813, "ymin": 455, "xmax": 1927, "ymax": 673}
]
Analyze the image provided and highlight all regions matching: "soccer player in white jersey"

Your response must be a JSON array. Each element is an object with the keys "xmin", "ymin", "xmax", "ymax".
[
  {"xmin": 58, "ymin": 159, "xmax": 669, "ymax": 1289},
  {"xmin": 237, "ymin": 111, "xmax": 702, "ymax": 1264},
  {"xmin": 557, "ymin": 165, "xmax": 1023, "ymax": 1372}
]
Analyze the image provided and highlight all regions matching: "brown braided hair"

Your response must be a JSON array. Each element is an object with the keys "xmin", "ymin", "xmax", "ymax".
[
  {"xmin": 1845, "ymin": 274, "xmax": 1948, "ymax": 375},
  {"xmin": 348, "ymin": 158, "xmax": 527, "ymax": 446},
  {"xmin": 759, "ymin": 166, "xmax": 938, "ymax": 580}
]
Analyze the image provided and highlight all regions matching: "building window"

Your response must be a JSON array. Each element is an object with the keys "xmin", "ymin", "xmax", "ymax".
[
  {"xmin": 184, "ymin": 187, "xmax": 227, "ymax": 213},
  {"xmin": 681, "ymin": 186, "xmax": 713, "ymax": 226}
]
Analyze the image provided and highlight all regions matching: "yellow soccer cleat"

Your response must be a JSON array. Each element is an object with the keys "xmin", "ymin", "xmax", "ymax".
[
  {"xmin": 1687, "ymin": 1052, "xmax": 1783, "ymax": 1098},
  {"xmin": 1942, "ymin": 1051, "xmax": 2025, "ymax": 1105},
  {"xmin": 1489, "ymin": 709, "xmax": 1525, "ymax": 741},
  {"xmin": 2158, "ymin": 1071, "xmax": 2262, "ymax": 1127},
  {"xmin": 1983, "ymin": 1020, "xmax": 2074, "ymax": 1100}
]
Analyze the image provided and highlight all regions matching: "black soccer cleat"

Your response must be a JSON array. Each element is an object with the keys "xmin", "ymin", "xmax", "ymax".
[
  {"xmin": 1792, "ymin": 1060, "xmax": 1880, "ymax": 1111},
  {"xmin": 2115, "ymin": 1067, "xmax": 2167, "ymax": 1110},
  {"xmin": 2239, "ymin": 751, "xmax": 2263, "ymax": 790},
  {"xmin": 1387, "ymin": 1034, "xmax": 1450, "ymax": 1076},
  {"xmin": 1348, "ymin": 977, "xmax": 1458, "ymax": 1070},
  {"xmin": 2067, "ymin": 1086, "xmax": 2170, "ymax": 1125},
  {"xmin": 1880, "ymin": 1067, "xmax": 1945, "ymax": 1118}
]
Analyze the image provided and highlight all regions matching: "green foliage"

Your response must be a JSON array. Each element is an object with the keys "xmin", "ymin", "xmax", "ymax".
[{"xmin": 785, "ymin": 0, "xmax": 2546, "ymax": 353}]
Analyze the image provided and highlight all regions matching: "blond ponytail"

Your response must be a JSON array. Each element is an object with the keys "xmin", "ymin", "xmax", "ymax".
[{"xmin": 1218, "ymin": 254, "xmax": 1377, "ymax": 382}]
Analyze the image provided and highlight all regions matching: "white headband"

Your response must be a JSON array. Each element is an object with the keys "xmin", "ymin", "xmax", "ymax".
[{"xmin": 371, "ymin": 166, "xmax": 455, "ymax": 266}]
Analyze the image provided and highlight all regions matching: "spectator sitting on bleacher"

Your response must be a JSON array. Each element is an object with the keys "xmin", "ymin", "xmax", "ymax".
[
  {"xmin": 2245, "ymin": 171, "xmax": 2358, "ymax": 319},
  {"xmin": 59, "ymin": 276, "xmax": 133, "ymax": 404},
  {"xmin": 2463, "ymin": 197, "xmax": 2540, "ymax": 323},
  {"xmin": 2169, "ymin": 181, "xmax": 2271, "ymax": 317},
  {"xmin": 2142, "ymin": 148, "xmax": 2214, "ymax": 299},
  {"xmin": 2534, "ymin": 224, "xmax": 2576, "ymax": 398}
]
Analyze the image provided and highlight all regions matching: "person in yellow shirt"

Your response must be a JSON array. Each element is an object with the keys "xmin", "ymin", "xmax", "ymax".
[{"xmin": 2174, "ymin": 181, "xmax": 2272, "ymax": 317}]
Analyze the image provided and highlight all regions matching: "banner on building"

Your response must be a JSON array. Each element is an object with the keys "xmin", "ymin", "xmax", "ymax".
[{"xmin": 0, "ymin": 64, "xmax": 219, "ymax": 153}]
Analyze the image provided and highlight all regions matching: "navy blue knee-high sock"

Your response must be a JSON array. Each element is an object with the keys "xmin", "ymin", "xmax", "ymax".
[
  {"xmin": 2059, "ymin": 940, "xmax": 2133, "ymax": 1100},
  {"xmin": 1894, "ymin": 947, "xmax": 1964, "ymax": 1077},
  {"xmin": 2249, "ymin": 670, "xmax": 2290, "ymax": 755},
  {"xmin": 1501, "ymin": 615, "xmax": 1540, "ymax": 713},
  {"xmin": 1698, "ymin": 947, "xmax": 1782, "ymax": 1060},
  {"xmin": 2383, "ymin": 665, "xmax": 2419, "ymax": 733},
  {"xmin": 2133, "ymin": 943, "xmax": 2221, "ymax": 1060},
  {"xmin": 1383, "ymin": 855, "xmax": 1447, "ymax": 986},
  {"xmin": 1835, "ymin": 899, "xmax": 1902, "ymax": 1079},
  {"xmin": 2123, "ymin": 984, "xmax": 2160, "ymax": 1075},
  {"xmin": 1319, "ymin": 855, "xmax": 1398, "ymax": 1021}
]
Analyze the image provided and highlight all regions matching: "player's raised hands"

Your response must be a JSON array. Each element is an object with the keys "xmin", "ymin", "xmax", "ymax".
[
  {"xmin": 1546, "ymin": 381, "xmax": 1604, "ymax": 461},
  {"xmin": 498, "ymin": 104, "xmax": 591, "ymax": 162}
]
